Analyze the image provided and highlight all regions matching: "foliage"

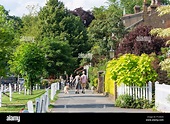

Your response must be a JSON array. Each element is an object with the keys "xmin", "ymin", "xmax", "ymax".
[
  {"xmin": 114, "ymin": 0, "xmax": 170, "ymax": 15},
  {"xmin": 159, "ymin": 58, "xmax": 170, "ymax": 77},
  {"xmin": 116, "ymin": 25, "xmax": 166, "ymax": 56},
  {"xmin": 0, "ymin": 5, "xmax": 15, "ymax": 76},
  {"xmin": 87, "ymin": 3, "xmax": 127, "ymax": 59},
  {"xmin": 69, "ymin": 7, "xmax": 95, "ymax": 27},
  {"xmin": 115, "ymin": 94, "xmax": 154, "ymax": 109},
  {"xmin": 38, "ymin": 0, "xmax": 90, "ymax": 58},
  {"xmin": 150, "ymin": 5, "xmax": 170, "ymax": 44},
  {"xmin": 21, "ymin": 14, "xmax": 41, "ymax": 41},
  {"xmin": 110, "ymin": 53, "xmax": 158, "ymax": 87},
  {"xmin": 8, "ymin": 43, "xmax": 46, "ymax": 93},
  {"xmin": 119, "ymin": 0, "xmax": 144, "ymax": 14},
  {"xmin": 115, "ymin": 94, "xmax": 133, "ymax": 108},
  {"xmin": 150, "ymin": 4, "xmax": 170, "ymax": 78},
  {"xmin": 156, "ymin": 5, "xmax": 170, "ymax": 16},
  {"xmin": 59, "ymin": 14, "xmax": 90, "ymax": 57},
  {"xmin": 40, "ymin": 37, "xmax": 74, "ymax": 78},
  {"xmin": 88, "ymin": 59, "xmax": 107, "ymax": 87},
  {"xmin": 104, "ymin": 60, "xmax": 115, "ymax": 95}
]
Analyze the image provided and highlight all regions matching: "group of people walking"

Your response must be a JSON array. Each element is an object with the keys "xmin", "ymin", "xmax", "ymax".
[{"xmin": 60, "ymin": 70, "xmax": 88, "ymax": 94}]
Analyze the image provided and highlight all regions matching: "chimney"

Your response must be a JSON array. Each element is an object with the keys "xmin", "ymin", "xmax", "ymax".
[
  {"xmin": 156, "ymin": 0, "xmax": 162, "ymax": 6},
  {"xmin": 134, "ymin": 5, "xmax": 141, "ymax": 13},
  {"xmin": 151, "ymin": 0, "xmax": 162, "ymax": 6}
]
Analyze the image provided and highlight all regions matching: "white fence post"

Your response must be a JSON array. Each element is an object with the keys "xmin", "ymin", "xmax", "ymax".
[
  {"xmin": 117, "ymin": 82, "xmax": 152, "ymax": 102},
  {"xmin": 1, "ymin": 84, "xmax": 3, "ymax": 96},
  {"xmin": 57, "ymin": 82, "xmax": 59, "ymax": 90},
  {"xmin": 148, "ymin": 81, "xmax": 152, "ymax": 103},
  {"xmin": 155, "ymin": 81, "xmax": 170, "ymax": 112},
  {"xmin": 0, "ymin": 89, "xmax": 1, "ymax": 107},
  {"xmin": 24, "ymin": 87, "xmax": 26, "ymax": 95},
  {"xmin": 9, "ymin": 83, "xmax": 12, "ymax": 101},
  {"xmin": 19, "ymin": 84, "xmax": 21, "ymax": 94},
  {"xmin": 51, "ymin": 83, "xmax": 54, "ymax": 100}
]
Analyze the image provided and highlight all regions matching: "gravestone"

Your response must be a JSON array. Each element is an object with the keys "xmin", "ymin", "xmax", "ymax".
[
  {"xmin": 27, "ymin": 100, "xmax": 34, "ymax": 113},
  {"xmin": 35, "ymin": 98, "xmax": 40, "ymax": 113}
]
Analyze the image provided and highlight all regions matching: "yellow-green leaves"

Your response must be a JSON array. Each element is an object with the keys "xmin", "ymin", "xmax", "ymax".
[
  {"xmin": 150, "ymin": 28, "xmax": 170, "ymax": 38},
  {"xmin": 108, "ymin": 54, "xmax": 157, "ymax": 87},
  {"xmin": 156, "ymin": 5, "xmax": 170, "ymax": 16},
  {"xmin": 159, "ymin": 58, "xmax": 170, "ymax": 77}
]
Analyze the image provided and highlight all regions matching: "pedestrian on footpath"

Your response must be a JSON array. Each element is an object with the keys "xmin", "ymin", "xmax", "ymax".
[
  {"xmin": 69, "ymin": 74, "xmax": 74, "ymax": 89},
  {"xmin": 80, "ymin": 71, "xmax": 88, "ymax": 94},
  {"xmin": 72, "ymin": 72, "xmax": 81, "ymax": 94}
]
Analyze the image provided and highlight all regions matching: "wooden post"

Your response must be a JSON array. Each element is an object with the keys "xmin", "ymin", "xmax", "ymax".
[{"xmin": 114, "ymin": 82, "xmax": 117, "ymax": 102}]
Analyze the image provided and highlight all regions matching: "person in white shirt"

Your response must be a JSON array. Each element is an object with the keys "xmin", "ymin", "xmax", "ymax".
[
  {"xmin": 72, "ymin": 72, "xmax": 81, "ymax": 94},
  {"xmin": 80, "ymin": 71, "xmax": 88, "ymax": 94}
]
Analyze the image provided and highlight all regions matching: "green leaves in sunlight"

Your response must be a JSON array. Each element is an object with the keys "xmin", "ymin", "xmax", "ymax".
[{"xmin": 108, "ymin": 54, "xmax": 157, "ymax": 87}]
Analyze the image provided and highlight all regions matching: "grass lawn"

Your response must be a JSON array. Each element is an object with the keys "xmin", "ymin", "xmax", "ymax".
[{"xmin": 0, "ymin": 89, "xmax": 59, "ymax": 113}]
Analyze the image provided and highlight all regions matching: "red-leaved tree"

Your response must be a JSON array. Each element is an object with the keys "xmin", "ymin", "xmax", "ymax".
[{"xmin": 115, "ymin": 25, "xmax": 166, "ymax": 57}]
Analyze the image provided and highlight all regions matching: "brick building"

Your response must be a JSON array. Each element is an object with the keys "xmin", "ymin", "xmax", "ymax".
[{"xmin": 122, "ymin": 0, "xmax": 170, "ymax": 30}]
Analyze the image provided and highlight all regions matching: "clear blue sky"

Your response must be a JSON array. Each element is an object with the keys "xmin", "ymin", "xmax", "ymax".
[{"xmin": 0, "ymin": 0, "xmax": 108, "ymax": 17}]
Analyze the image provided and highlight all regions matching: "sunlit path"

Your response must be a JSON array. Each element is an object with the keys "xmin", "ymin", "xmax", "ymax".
[{"xmin": 50, "ymin": 89, "xmax": 159, "ymax": 113}]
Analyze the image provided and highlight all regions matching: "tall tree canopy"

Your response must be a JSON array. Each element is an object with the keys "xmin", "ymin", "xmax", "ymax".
[
  {"xmin": 8, "ymin": 42, "xmax": 46, "ymax": 94},
  {"xmin": 0, "ymin": 5, "xmax": 15, "ymax": 76},
  {"xmin": 69, "ymin": 7, "xmax": 95, "ymax": 27},
  {"xmin": 87, "ymin": 2, "xmax": 126, "ymax": 58},
  {"xmin": 40, "ymin": 37, "xmax": 74, "ymax": 78},
  {"xmin": 38, "ymin": 0, "xmax": 90, "ymax": 65}
]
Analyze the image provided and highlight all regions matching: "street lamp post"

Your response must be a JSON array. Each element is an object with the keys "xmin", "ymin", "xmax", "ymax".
[{"xmin": 109, "ymin": 46, "xmax": 115, "ymax": 59}]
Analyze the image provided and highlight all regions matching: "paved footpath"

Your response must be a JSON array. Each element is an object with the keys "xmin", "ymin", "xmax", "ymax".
[{"xmin": 50, "ymin": 89, "xmax": 161, "ymax": 113}]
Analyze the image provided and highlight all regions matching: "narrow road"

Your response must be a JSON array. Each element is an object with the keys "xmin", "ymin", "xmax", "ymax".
[{"xmin": 50, "ymin": 89, "xmax": 160, "ymax": 113}]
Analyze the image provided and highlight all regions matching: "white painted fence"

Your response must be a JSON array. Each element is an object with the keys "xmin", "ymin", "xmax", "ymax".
[
  {"xmin": 51, "ymin": 82, "xmax": 60, "ymax": 100},
  {"xmin": 26, "ymin": 82, "xmax": 60, "ymax": 113},
  {"xmin": 117, "ymin": 81, "xmax": 152, "ymax": 102},
  {"xmin": 0, "ymin": 82, "xmax": 59, "ymax": 112},
  {"xmin": 155, "ymin": 81, "xmax": 170, "ymax": 113}
]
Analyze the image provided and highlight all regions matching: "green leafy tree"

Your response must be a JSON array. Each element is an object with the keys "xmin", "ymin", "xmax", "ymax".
[
  {"xmin": 109, "ymin": 53, "xmax": 157, "ymax": 87},
  {"xmin": 150, "ymin": 5, "xmax": 170, "ymax": 44},
  {"xmin": 40, "ymin": 37, "xmax": 74, "ymax": 78},
  {"xmin": 118, "ymin": 0, "xmax": 144, "ymax": 14},
  {"xmin": 8, "ymin": 43, "xmax": 46, "ymax": 94},
  {"xmin": 38, "ymin": 0, "xmax": 90, "ymax": 67},
  {"xmin": 150, "ymin": 5, "xmax": 170, "ymax": 77},
  {"xmin": 0, "ymin": 5, "xmax": 15, "ymax": 76},
  {"xmin": 87, "ymin": 3, "xmax": 126, "ymax": 58},
  {"xmin": 59, "ymin": 14, "xmax": 90, "ymax": 57}
]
